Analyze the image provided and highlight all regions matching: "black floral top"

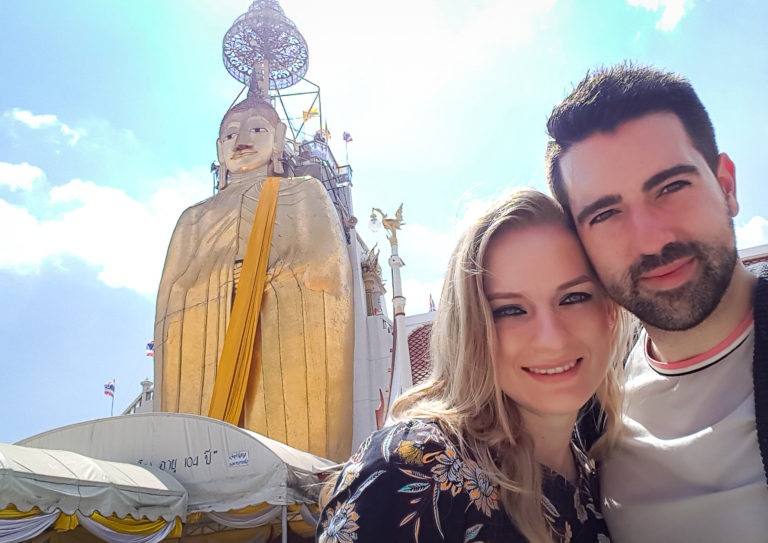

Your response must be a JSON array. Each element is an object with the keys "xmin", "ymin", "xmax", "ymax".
[{"xmin": 317, "ymin": 419, "xmax": 610, "ymax": 543}]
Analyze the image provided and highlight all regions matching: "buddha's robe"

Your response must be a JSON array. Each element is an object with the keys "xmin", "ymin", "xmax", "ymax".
[{"xmin": 154, "ymin": 175, "xmax": 354, "ymax": 461}]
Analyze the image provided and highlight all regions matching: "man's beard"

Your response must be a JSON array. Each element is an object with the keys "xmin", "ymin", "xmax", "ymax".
[{"xmin": 602, "ymin": 239, "xmax": 737, "ymax": 331}]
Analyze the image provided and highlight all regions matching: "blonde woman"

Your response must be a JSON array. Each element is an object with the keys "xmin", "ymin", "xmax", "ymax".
[{"xmin": 317, "ymin": 190, "xmax": 634, "ymax": 543}]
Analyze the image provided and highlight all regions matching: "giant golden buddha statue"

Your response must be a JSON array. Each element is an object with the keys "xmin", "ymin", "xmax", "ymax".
[{"xmin": 154, "ymin": 91, "xmax": 354, "ymax": 461}]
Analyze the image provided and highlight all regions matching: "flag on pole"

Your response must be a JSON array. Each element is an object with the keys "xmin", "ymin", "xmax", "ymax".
[
  {"xmin": 343, "ymin": 131, "xmax": 353, "ymax": 143},
  {"xmin": 104, "ymin": 379, "xmax": 115, "ymax": 397},
  {"xmin": 323, "ymin": 122, "xmax": 331, "ymax": 140},
  {"xmin": 429, "ymin": 294, "xmax": 436, "ymax": 312},
  {"xmin": 146, "ymin": 340, "xmax": 155, "ymax": 357},
  {"xmin": 302, "ymin": 107, "xmax": 319, "ymax": 123}
]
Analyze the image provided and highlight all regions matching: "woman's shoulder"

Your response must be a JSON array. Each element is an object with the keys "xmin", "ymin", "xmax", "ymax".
[
  {"xmin": 368, "ymin": 418, "xmax": 457, "ymax": 461},
  {"xmin": 318, "ymin": 418, "xmax": 519, "ymax": 543},
  {"xmin": 329, "ymin": 419, "xmax": 457, "ymax": 498}
]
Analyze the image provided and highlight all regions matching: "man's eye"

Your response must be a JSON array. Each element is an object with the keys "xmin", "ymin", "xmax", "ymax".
[
  {"xmin": 659, "ymin": 180, "xmax": 690, "ymax": 195},
  {"xmin": 224, "ymin": 133, "xmax": 236, "ymax": 140},
  {"xmin": 250, "ymin": 127, "xmax": 267, "ymax": 133},
  {"xmin": 589, "ymin": 209, "xmax": 619, "ymax": 225},
  {"xmin": 560, "ymin": 292, "xmax": 592, "ymax": 305},
  {"xmin": 492, "ymin": 305, "xmax": 526, "ymax": 320}
]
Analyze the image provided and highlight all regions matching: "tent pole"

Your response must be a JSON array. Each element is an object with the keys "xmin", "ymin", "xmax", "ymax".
[{"xmin": 282, "ymin": 505, "xmax": 288, "ymax": 543}]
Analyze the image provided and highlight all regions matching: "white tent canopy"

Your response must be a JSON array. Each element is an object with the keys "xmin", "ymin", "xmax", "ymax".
[
  {"xmin": 18, "ymin": 413, "xmax": 337, "ymax": 514},
  {"xmin": 0, "ymin": 442, "xmax": 186, "ymax": 521}
]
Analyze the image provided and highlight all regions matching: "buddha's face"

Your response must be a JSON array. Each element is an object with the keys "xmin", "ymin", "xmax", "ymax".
[{"xmin": 218, "ymin": 108, "xmax": 277, "ymax": 174}]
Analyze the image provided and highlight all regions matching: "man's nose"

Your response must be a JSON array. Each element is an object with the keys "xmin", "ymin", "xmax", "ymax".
[{"xmin": 628, "ymin": 206, "xmax": 676, "ymax": 256}]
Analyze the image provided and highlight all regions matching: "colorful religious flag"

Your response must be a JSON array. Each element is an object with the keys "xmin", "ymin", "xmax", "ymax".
[
  {"xmin": 323, "ymin": 122, "xmax": 331, "ymax": 140},
  {"xmin": 146, "ymin": 340, "xmax": 155, "ymax": 357},
  {"xmin": 343, "ymin": 131, "xmax": 353, "ymax": 143},
  {"xmin": 302, "ymin": 107, "xmax": 319, "ymax": 123},
  {"xmin": 429, "ymin": 294, "xmax": 436, "ymax": 312},
  {"xmin": 104, "ymin": 379, "xmax": 115, "ymax": 397}
]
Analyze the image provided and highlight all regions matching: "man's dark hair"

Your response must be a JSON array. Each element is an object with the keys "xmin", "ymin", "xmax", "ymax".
[{"xmin": 545, "ymin": 63, "xmax": 719, "ymax": 214}]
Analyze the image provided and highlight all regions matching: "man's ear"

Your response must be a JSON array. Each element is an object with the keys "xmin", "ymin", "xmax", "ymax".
[{"xmin": 716, "ymin": 153, "xmax": 738, "ymax": 217}]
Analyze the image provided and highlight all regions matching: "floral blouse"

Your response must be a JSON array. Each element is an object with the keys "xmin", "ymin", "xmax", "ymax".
[{"xmin": 317, "ymin": 419, "xmax": 610, "ymax": 543}]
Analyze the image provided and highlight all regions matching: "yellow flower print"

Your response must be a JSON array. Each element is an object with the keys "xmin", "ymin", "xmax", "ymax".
[{"xmin": 397, "ymin": 440, "xmax": 425, "ymax": 464}]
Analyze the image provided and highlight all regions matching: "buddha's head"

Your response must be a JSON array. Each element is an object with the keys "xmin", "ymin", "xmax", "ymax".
[{"xmin": 217, "ymin": 95, "xmax": 287, "ymax": 188}]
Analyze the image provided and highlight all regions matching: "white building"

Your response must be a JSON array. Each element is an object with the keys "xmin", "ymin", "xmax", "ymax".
[{"xmin": 122, "ymin": 378, "xmax": 154, "ymax": 415}]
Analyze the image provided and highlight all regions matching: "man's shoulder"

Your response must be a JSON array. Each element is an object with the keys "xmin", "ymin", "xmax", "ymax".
[
  {"xmin": 749, "ymin": 262, "xmax": 768, "ymax": 328},
  {"xmin": 624, "ymin": 336, "xmax": 652, "ymax": 379},
  {"xmin": 748, "ymin": 261, "xmax": 768, "ymax": 280}
]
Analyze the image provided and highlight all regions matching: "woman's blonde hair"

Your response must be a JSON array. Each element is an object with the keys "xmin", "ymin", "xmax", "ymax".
[{"xmin": 391, "ymin": 189, "xmax": 634, "ymax": 543}]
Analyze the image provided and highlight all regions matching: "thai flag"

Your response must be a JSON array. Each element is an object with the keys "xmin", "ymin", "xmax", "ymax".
[
  {"xmin": 343, "ymin": 131, "xmax": 353, "ymax": 143},
  {"xmin": 104, "ymin": 379, "xmax": 115, "ymax": 397},
  {"xmin": 146, "ymin": 340, "xmax": 154, "ymax": 357}
]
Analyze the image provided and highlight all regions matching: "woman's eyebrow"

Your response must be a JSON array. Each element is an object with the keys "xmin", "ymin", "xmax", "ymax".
[
  {"xmin": 485, "ymin": 291, "xmax": 523, "ymax": 302},
  {"xmin": 557, "ymin": 275, "xmax": 593, "ymax": 291}
]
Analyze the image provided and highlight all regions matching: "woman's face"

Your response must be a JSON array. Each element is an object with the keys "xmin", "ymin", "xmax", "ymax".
[{"xmin": 483, "ymin": 223, "xmax": 614, "ymax": 420}]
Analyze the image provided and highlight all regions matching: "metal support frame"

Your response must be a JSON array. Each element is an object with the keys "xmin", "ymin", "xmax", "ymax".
[
  {"xmin": 282, "ymin": 505, "xmax": 288, "ymax": 543},
  {"xmin": 272, "ymin": 74, "xmax": 322, "ymax": 143}
]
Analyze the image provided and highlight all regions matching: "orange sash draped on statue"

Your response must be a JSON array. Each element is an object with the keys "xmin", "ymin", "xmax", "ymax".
[{"xmin": 207, "ymin": 177, "xmax": 281, "ymax": 425}]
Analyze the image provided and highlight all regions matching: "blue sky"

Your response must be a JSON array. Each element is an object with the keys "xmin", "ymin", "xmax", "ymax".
[{"xmin": 1, "ymin": 0, "xmax": 766, "ymax": 443}]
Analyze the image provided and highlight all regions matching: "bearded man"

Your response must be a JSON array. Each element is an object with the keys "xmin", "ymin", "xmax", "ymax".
[{"xmin": 546, "ymin": 64, "xmax": 768, "ymax": 542}]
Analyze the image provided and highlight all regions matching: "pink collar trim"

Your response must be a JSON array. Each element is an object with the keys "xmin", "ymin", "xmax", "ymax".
[{"xmin": 646, "ymin": 311, "xmax": 754, "ymax": 375}]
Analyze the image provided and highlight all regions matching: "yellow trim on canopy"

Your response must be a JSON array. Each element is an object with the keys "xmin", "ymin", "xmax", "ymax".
[
  {"xmin": 0, "ymin": 504, "xmax": 41, "ymax": 519},
  {"xmin": 53, "ymin": 513, "xmax": 78, "ymax": 531},
  {"xmin": 208, "ymin": 177, "xmax": 281, "ymax": 425},
  {"xmin": 0, "ymin": 506, "xmax": 181, "ymax": 537},
  {"xmin": 225, "ymin": 502, "xmax": 272, "ymax": 515},
  {"xmin": 187, "ymin": 512, "xmax": 204, "ymax": 523},
  {"xmin": 89, "ymin": 512, "xmax": 166, "ymax": 535}
]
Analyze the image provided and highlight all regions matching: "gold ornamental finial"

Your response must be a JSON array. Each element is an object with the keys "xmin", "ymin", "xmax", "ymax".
[{"xmin": 369, "ymin": 204, "xmax": 405, "ymax": 246}]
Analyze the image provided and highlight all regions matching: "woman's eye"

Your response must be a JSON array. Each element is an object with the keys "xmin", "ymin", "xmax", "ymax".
[
  {"xmin": 560, "ymin": 292, "xmax": 592, "ymax": 305},
  {"xmin": 492, "ymin": 305, "xmax": 526, "ymax": 319},
  {"xmin": 659, "ymin": 180, "xmax": 690, "ymax": 195}
]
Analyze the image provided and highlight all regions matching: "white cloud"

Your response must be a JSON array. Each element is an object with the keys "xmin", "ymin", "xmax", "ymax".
[
  {"xmin": 627, "ymin": 0, "xmax": 690, "ymax": 32},
  {"xmin": 736, "ymin": 215, "xmax": 768, "ymax": 250},
  {"xmin": 5, "ymin": 108, "xmax": 85, "ymax": 146},
  {"xmin": 0, "ymin": 161, "xmax": 46, "ymax": 191},
  {"xmin": 59, "ymin": 124, "xmax": 85, "ymax": 146},
  {"xmin": 10, "ymin": 109, "xmax": 57, "ymax": 128},
  {"xmin": 0, "ymin": 169, "xmax": 211, "ymax": 297},
  {"xmin": 299, "ymin": 0, "xmax": 559, "ymax": 163},
  {"xmin": 401, "ymin": 276, "xmax": 446, "ymax": 315},
  {"xmin": 0, "ymin": 199, "xmax": 48, "ymax": 271}
]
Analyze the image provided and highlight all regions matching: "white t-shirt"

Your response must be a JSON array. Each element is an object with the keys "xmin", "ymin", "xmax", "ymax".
[{"xmin": 601, "ymin": 313, "xmax": 768, "ymax": 542}]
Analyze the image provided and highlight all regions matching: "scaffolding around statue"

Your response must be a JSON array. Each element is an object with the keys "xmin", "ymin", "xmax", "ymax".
[{"xmin": 214, "ymin": 0, "xmax": 354, "ymax": 239}]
